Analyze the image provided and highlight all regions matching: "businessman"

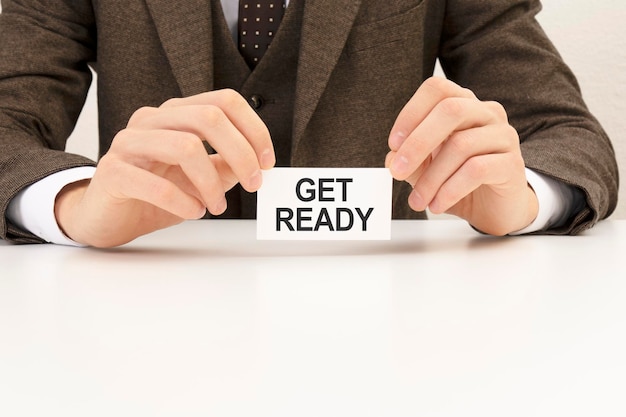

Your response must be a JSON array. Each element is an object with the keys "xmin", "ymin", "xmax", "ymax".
[{"xmin": 0, "ymin": 0, "xmax": 618, "ymax": 247}]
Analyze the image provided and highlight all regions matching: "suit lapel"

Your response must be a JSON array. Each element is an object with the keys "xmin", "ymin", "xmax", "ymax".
[
  {"xmin": 144, "ymin": 0, "xmax": 214, "ymax": 97},
  {"xmin": 293, "ymin": 0, "xmax": 362, "ymax": 151},
  {"xmin": 145, "ymin": 0, "xmax": 362, "ymax": 150}
]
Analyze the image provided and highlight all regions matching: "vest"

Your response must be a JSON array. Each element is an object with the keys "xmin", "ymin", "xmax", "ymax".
[{"xmin": 210, "ymin": 0, "xmax": 303, "ymax": 219}]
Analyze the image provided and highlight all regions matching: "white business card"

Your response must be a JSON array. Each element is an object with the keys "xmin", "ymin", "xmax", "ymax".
[{"xmin": 257, "ymin": 168, "xmax": 392, "ymax": 240}]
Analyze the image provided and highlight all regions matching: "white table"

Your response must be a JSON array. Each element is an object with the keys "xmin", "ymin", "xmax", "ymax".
[{"xmin": 1, "ymin": 220, "xmax": 625, "ymax": 416}]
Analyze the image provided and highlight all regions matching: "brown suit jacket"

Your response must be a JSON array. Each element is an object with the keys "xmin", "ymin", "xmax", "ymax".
[{"xmin": 0, "ymin": 0, "xmax": 619, "ymax": 243}]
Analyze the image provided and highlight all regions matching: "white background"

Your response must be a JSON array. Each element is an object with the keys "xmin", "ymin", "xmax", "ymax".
[{"xmin": 2, "ymin": 1, "xmax": 625, "ymax": 217}]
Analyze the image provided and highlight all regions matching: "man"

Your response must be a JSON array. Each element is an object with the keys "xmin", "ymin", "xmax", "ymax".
[{"xmin": 0, "ymin": 0, "xmax": 618, "ymax": 247}]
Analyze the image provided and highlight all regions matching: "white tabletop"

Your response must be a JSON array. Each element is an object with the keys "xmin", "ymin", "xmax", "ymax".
[{"xmin": 1, "ymin": 219, "xmax": 625, "ymax": 416}]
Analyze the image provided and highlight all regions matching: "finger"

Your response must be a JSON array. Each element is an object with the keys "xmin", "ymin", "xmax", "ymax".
[
  {"xmin": 208, "ymin": 153, "xmax": 240, "ymax": 192},
  {"xmin": 160, "ymin": 89, "xmax": 275, "ymax": 169},
  {"xmin": 389, "ymin": 97, "xmax": 503, "ymax": 181},
  {"xmin": 97, "ymin": 155, "xmax": 207, "ymax": 220},
  {"xmin": 130, "ymin": 105, "xmax": 266, "ymax": 192},
  {"xmin": 386, "ymin": 150, "xmax": 432, "ymax": 189},
  {"xmin": 111, "ymin": 129, "xmax": 227, "ymax": 215},
  {"xmin": 388, "ymin": 77, "xmax": 476, "ymax": 151},
  {"xmin": 420, "ymin": 153, "xmax": 518, "ymax": 215},
  {"xmin": 409, "ymin": 124, "xmax": 518, "ymax": 211}
]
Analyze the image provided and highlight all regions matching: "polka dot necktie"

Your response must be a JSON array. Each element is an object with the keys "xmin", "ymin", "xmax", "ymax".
[{"xmin": 238, "ymin": 0, "xmax": 286, "ymax": 68}]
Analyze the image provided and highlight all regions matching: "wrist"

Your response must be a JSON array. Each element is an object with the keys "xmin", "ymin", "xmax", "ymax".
[
  {"xmin": 521, "ymin": 182, "xmax": 540, "ymax": 230},
  {"xmin": 54, "ymin": 179, "xmax": 90, "ymax": 243}
]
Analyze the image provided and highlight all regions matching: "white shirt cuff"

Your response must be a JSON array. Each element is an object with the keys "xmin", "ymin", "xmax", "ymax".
[
  {"xmin": 510, "ymin": 168, "xmax": 582, "ymax": 235},
  {"xmin": 6, "ymin": 167, "xmax": 96, "ymax": 245}
]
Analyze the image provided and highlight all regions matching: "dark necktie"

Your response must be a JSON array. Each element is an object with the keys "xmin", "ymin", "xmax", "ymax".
[{"xmin": 238, "ymin": 0, "xmax": 285, "ymax": 68}]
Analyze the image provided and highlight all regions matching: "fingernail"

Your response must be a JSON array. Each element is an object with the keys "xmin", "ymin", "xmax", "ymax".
[
  {"xmin": 260, "ymin": 148, "xmax": 275, "ymax": 169},
  {"xmin": 197, "ymin": 206, "xmax": 208, "ymax": 219},
  {"xmin": 249, "ymin": 170, "xmax": 262, "ymax": 191},
  {"xmin": 389, "ymin": 131, "xmax": 407, "ymax": 151},
  {"xmin": 409, "ymin": 189, "xmax": 425, "ymax": 211},
  {"xmin": 214, "ymin": 198, "xmax": 227, "ymax": 215},
  {"xmin": 391, "ymin": 155, "xmax": 410, "ymax": 177},
  {"xmin": 384, "ymin": 152, "xmax": 394, "ymax": 169}
]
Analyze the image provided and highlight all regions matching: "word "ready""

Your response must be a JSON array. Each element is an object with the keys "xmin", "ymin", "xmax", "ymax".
[{"xmin": 257, "ymin": 168, "xmax": 392, "ymax": 240}]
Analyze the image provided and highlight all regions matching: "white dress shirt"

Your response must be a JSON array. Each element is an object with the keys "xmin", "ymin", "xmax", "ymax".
[{"xmin": 6, "ymin": 0, "xmax": 580, "ymax": 244}]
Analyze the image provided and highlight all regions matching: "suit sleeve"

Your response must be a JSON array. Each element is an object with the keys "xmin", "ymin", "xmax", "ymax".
[
  {"xmin": 0, "ymin": 0, "xmax": 97, "ymax": 243},
  {"xmin": 438, "ymin": 0, "xmax": 618, "ymax": 234}
]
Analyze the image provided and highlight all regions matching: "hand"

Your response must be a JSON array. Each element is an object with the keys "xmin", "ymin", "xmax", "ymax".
[
  {"xmin": 55, "ymin": 89, "xmax": 275, "ymax": 247},
  {"xmin": 386, "ymin": 77, "xmax": 538, "ymax": 235}
]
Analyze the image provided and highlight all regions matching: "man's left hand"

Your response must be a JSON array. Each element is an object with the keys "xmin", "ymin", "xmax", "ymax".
[{"xmin": 386, "ymin": 77, "xmax": 539, "ymax": 235}]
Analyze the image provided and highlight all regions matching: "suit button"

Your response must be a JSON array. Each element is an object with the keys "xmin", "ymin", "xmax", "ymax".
[{"xmin": 248, "ymin": 94, "xmax": 264, "ymax": 110}]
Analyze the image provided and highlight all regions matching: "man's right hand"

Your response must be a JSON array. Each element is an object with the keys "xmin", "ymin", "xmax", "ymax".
[{"xmin": 54, "ymin": 89, "xmax": 275, "ymax": 248}]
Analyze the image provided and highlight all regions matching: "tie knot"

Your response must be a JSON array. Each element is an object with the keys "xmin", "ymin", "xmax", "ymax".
[{"xmin": 238, "ymin": 1, "xmax": 286, "ymax": 68}]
